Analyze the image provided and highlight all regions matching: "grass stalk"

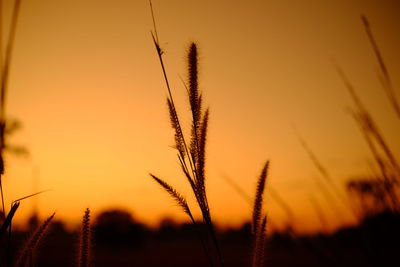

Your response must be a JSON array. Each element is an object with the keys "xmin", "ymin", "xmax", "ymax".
[
  {"xmin": 336, "ymin": 64, "xmax": 400, "ymax": 213},
  {"xmin": 150, "ymin": 173, "xmax": 215, "ymax": 266},
  {"xmin": 337, "ymin": 66, "xmax": 400, "ymax": 175},
  {"xmin": 149, "ymin": 3, "xmax": 223, "ymax": 265},
  {"xmin": 252, "ymin": 162, "xmax": 269, "ymax": 235},
  {"xmin": 1, "ymin": 0, "xmax": 22, "ymax": 118},
  {"xmin": 14, "ymin": 212, "xmax": 55, "ymax": 267},
  {"xmin": 0, "ymin": 0, "xmax": 23, "ymax": 219},
  {"xmin": 0, "ymin": 179, "xmax": 5, "ymax": 219},
  {"xmin": 293, "ymin": 127, "xmax": 359, "ymax": 221},
  {"xmin": 0, "ymin": 0, "xmax": 3, "ymax": 219},
  {"xmin": 78, "ymin": 208, "xmax": 91, "ymax": 267},
  {"xmin": 361, "ymin": 15, "xmax": 400, "ymax": 119},
  {"xmin": 0, "ymin": 201, "xmax": 19, "ymax": 238},
  {"xmin": 252, "ymin": 161, "xmax": 269, "ymax": 267}
]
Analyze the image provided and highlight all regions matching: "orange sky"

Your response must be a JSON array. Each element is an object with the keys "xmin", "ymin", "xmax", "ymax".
[{"xmin": 2, "ymin": 0, "xmax": 400, "ymax": 233}]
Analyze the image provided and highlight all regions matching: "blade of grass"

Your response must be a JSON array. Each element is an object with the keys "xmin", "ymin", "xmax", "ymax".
[
  {"xmin": 12, "ymin": 190, "xmax": 51, "ymax": 203},
  {"xmin": 0, "ymin": 201, "xmax": 19, "ymax": 238},
  {"xmin": 361, "ymin": 15, "xmax": 400, "ymax": 118}
]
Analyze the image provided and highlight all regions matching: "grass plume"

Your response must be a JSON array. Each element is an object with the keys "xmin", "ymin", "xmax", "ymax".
[
  {"xmin": 15, "ymin": 212, "xmax": 55, "ymax": 267},
  {"xmin": 149, "ymin": 3, "xmax": 223, "ymax": 265},
  {"xmin": 78, "ymin": 208, "xmax": 91, "ymax": 267},
  {"xmin": 252, "ymin": 161, "xmax": 269, "ymax": 235},
  {"xmin": 150, "ymin": 174, "xmax": 195, "ymax": 223},
  {"xmin": 252, "ymin": 162, "xmax": 269, "ymax": 267}
]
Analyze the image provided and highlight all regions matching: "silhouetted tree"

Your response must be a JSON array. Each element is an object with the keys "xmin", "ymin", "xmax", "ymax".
[{"xmin": 93, "ymin": 209, "xmax": 146, "ymax": 248}]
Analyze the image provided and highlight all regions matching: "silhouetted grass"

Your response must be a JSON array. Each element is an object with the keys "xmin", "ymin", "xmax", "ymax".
[
  {"xmin": 15, "ymin": 212, "xmax": 55, "ymax": 267},
  {"xmin": 149, "ymin": 35, "xmax": 223, "ymax": 266},
  {"xmin": 333, "ymin": 16, "xmax": 400, "ymax": 221},
  {"xmin": 148, "ymin": 3, "xmax": 273, "ymax": 266},
  {"xmin": 336, "ymin": 65, "xmax": 400, "ymax": 214},
  {"xmin": 361, "ymin": 15, "xmax": 400, "ymax": 119},
  {"xmin": 78, "ymin": 208, "xmax": 91, "ymax": 267},
  {"xmin": 0, "ymin": 0, "xmax": 23, "ymax": 221},
  {"xmin": 0, "ymin": 3, "xmax": 24, "ymax": 265},
  {"xmin": 251, "ymin": 162, "xmax": 269, "ymax": 267}
]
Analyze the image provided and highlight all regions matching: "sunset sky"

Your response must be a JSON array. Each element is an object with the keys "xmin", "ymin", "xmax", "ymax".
[{"xmin": 2, "ymin": 0, "xmax": 400, "ymax": 233}]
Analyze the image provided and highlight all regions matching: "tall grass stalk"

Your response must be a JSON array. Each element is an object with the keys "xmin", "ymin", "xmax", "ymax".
[
  {"xmin": 337, "ymin": 67, "xmax": 400, "ymax": 211},
  {"xmin": 335, "ymin": 16, "xmax": 400, "ymax": 212},
  {"xmin": 149, "ymin": 3, "xmax": 223, "ymax": 266},
  {"xmin": 0, "ymin": 193, "xmax": 49, "ymax": 267},
  {"xmin": 14, "ymin": 212, "xmax": 55, "ymax": 267},
  {"xmin": 252, "ymin": 161, "xmax": 269, "ymax": 267},
  {"xmin": 0, "ymin": 0, "xmax": 23, "ymax": 219},
  {"xmin": 78, "ymin": 208, "xmax": 91, "ymax": 267},
  {"xmin": 149, "ymin": 174, "xmax": 215, "ymax": 266},
  {"xmin": 361, "ymin": 15, "xmax": 400, "ymax": 119},
  {"xmin": 150, "ymin": 41, "xmax": 223, "ymax": 266}
]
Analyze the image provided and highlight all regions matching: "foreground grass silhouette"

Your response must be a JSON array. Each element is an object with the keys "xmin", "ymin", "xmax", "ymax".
[{"xmin": 149, "ymin": 33, "xmax": 270, "ymax": 266}]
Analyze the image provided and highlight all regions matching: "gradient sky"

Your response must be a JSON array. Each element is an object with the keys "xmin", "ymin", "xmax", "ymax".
[{"xmin": 2, "ymin": 0, "xmax": 400, "ymax": 233}]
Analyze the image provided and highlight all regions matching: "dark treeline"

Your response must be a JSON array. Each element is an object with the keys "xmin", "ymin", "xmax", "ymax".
[{"xmin": 5, "ymin": 208, "xmax": 400, "ymax": 267}]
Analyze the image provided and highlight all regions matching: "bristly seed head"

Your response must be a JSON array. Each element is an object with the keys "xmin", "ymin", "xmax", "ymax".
[
  {"xmin": 188, "ymin": 43, "xmax": 201, "ymax": 125},
  {"xmin": 79, "ymin": 208, "xmax": 91, "ymax": 267},
  {"xmin": 188, "ymin": 43, "xmax": 198, "ymax": 91}
]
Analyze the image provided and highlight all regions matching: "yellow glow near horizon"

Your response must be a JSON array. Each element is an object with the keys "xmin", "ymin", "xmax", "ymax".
[{"xmin": 2, "ymin": 0, "xmax": 400, "ymax": 233}]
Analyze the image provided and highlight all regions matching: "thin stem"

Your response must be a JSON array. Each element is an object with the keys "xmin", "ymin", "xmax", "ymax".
[
  {"xmin": 206, "ymin": 217, "xmax": 224, "ymax": 267},
  {"xmin": 190, "ymin": 219, "xmax": 215, "ymax": 267},
  {"xmin": 294, "ymin": 125, "xmax": 358, "ymax": 220},
  {"xmin": 1, "ymin": 0, "xmax": 22, "ymax": 119},
  {"xmin": 0, "ymin": 0, "xmax": 23, "ymax": 221},
  {"xmin": 361, "ymin": 15, "xmax": 400, "ymax": 118},
  {"xmin": 151, "ymin": 34, "xmax": 198, "ymax": 184},
  {"xmin": 0, "ymin": 177, "xmax": 5, "ymax": 218}
]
